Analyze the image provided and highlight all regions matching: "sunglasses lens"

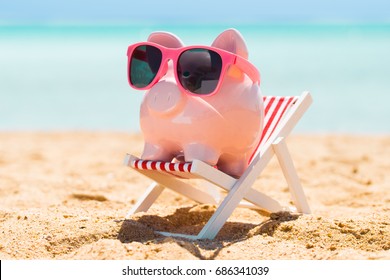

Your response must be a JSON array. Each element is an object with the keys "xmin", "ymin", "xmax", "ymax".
[
  {"xmin": 177, "ymin": 49, "xmax": 222, "ymax": 95},
  {"xmin": 130, "ymin": 45, "xmax": 162, "ymax": 88}
]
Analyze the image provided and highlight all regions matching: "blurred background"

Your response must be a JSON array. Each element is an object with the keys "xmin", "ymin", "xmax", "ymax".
[{"xmin": 0, "ymin": 0, "xmax": 389, "ymax": 133}]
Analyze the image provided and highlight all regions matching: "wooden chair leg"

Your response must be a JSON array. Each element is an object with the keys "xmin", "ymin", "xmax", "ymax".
[
  {"xmin": 272, "ymin": 137, "xmax": 311, "ymax": 214},
  {"xmin": 126, "ymin": 182, "xmax": 165, "ymax": 218}
]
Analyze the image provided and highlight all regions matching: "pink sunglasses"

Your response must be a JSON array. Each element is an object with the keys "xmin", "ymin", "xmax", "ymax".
[{"xmin": 127, "ymin": 42, "xmax": 260, "ymax": 96}]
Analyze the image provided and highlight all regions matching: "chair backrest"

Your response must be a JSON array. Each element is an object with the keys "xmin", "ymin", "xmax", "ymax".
[{"xmin": 248, "ymin": 96, "xmax": 298, "ymax": 163}]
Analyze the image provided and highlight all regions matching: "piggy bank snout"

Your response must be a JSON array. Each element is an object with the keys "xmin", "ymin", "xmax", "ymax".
[{"xmin": 144, "ymin": 80, "xmax": 185, "ymax": 117}]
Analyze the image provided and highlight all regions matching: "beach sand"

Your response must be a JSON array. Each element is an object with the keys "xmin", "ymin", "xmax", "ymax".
[{"xmin": 0, "ymin": 132, "xmax": 389, "ymax": 260}]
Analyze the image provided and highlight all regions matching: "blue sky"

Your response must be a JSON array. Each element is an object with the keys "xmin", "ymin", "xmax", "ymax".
[{"xmin": 1, "ymin": 0, "xmax": 389, "ymax": 24}]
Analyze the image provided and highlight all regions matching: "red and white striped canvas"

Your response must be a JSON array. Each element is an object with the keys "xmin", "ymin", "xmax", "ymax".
[
  {"xmin": 259, "ymin": 96, "xmax": 298, "ymax": 147},
  {"xmin": 131, "ymin": 96, "xmax": 298, "ymax": 175},
  {"xmin": 248, "ymin": 96, "xmax": 298, "ymax": 163},
  {"xmin": 131, "ymin": 159, "xmax": 192, "ymax": 173}
]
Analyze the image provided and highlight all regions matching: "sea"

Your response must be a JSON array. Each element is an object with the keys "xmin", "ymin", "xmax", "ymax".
[{"xmin": 1, "ymin": 24, "xmax": 389, "ymax": 134}]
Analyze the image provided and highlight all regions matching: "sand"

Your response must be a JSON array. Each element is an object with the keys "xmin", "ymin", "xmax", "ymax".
[{"xmin": 0, "ymin": 132, "xmax": 389, "ymax": 260}]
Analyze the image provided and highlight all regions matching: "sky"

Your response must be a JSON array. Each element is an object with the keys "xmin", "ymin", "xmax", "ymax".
[{"xmin": 0, "ymin": 0, "xmax": 390, "ymax": 25}]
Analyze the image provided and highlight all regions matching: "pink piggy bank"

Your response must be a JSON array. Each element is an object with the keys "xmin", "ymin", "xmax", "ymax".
[{"xmin": 127, "ymin": 29, "xmax": 264, "ymax": 177}]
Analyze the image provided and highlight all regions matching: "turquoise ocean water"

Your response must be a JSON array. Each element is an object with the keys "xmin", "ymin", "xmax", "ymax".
[{"xmin": 1, "ymin": 24, "xmax": 389, "ymax": 133}]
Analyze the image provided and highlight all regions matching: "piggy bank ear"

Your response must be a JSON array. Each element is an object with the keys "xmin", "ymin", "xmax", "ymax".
[
  {"xmin": 147, "ymin": 31, "xmax": 184, "ymax": 48},
  {"xmin": 211, "ymin": 29, "xmax": 248, "ymax": 59}
]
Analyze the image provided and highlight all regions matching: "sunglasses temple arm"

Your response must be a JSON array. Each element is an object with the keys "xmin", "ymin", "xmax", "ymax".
[{"xmin": 235, "ymin": 56, "xmax": 261, "ymax": 85}]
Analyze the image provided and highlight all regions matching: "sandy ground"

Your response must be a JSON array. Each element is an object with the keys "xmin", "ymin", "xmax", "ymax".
[{"xmin": 0, "ymin": 132, "xmax": 389, "ymax": 260}]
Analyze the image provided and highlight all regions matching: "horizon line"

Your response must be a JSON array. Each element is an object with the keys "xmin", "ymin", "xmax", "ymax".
[{"xmin": 1, "ymin": 19, "xmax": 390, "ymax": 27}]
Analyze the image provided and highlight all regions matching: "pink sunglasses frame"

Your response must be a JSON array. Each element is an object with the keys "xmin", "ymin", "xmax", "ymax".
[{"xmin": 127, "ymin": 41, "xmax": 261, "ymax": 96}]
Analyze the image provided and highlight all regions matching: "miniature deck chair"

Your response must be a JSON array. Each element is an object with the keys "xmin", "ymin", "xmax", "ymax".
[{"xmin": 124, "ymin": 91, "xmax": 312, "ymax": 240}]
